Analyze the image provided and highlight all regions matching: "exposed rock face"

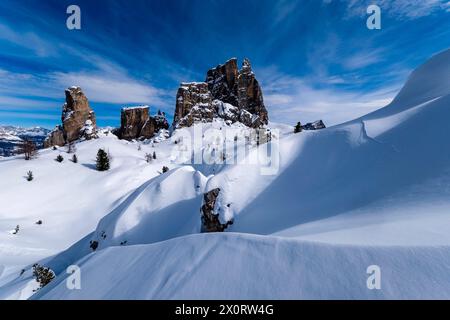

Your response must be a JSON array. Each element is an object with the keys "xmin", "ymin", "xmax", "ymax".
[
  {"xmin": 173, "ymin": 83, "xmax": 214, "ymax": 127},
  {"xmin": 44, "ymin": 87, "xmax": 97, "ymax": 148},
  {"xmin": 44, "ymin": 126, "xmax": 65, "ymax": 148},
  {"xmin": 201, "ymin": 188, "xmax": 234, "ymax": 233},
  {"xmin": 154, "ymin": 110, "xmax": 169, "ymax": 131},
  {"xmin": 62, "ymin": 87, "xmax": 97, "ymax": 142},
  {"xmin": 173, "ymin": 58, "xmax": 269, "ymax": 128},
  {"xmin": 118, "ymin": 106, "xmax": 153, "ymax": 140},
  {"xmin": 206, "ymin": 58, "xmax": 239, "ymax": 106},
  {"xmin": 116, "ymin": 106, "xmax": 169, "ymax": 140},
  {"xmin": 302, "ymin": 120, "xmax": 326, "ymax": 131},
  {"xmin": 236, "ymin": 58, "xmax": 268, "ymax": 125}
]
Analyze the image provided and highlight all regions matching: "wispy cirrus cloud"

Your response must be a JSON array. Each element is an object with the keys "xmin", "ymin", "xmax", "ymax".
[
  {"xmin": 49, "ymin": 72, "xmax": 171, "ymax": 107},
  {"xmin": 342, "ymin": 50, "xmax": 385, "ymax": 70},
  {"xmin": 336, "ymin": 0, "xmax": 449, "ymax": 20},
  {"xmin": 258, "ymin": 67, "xmax": 401, "ymax": 126},
  {"xmin": 0, "ymin": 23, "xmax": 56, "ymax": 57},
  {"xmin": 272, "ymin": 0, "xmax": 300, "ymax": 26},
  {"xmin": 0, "ymin": 66, "xmax": 171, "ymax": 110}
]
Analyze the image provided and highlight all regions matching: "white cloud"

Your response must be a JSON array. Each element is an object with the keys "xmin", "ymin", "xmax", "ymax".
[
  {"xmin": 342, "ymin": 0, "xmax": 448, "ymax": 20},
  {"xmin": 0, "ymin": 96, "xmax": 57, "ymax": 110},
  {"xmin": 342, "ymin": 50, "xmax": 384, "ymax": 70},
  {"xmin": 259, "ymin": 67, "xmax": 401, "ymax": 126},
  {"xmin": 0, "ymin": 23, "xmax": 56, "ymax": 57},
  {"xmin": 445, "ymin": 1, "xmax": 450, "ymax": 11},
  {"xmin": 49, "ymin": 72, "xmax": 169, "ymax": 107},
  {"xmin": 0, "ymin": 60, "xmax": 172, "ymax": 112},
  {"xmin": 272, "ymin": 0, "xmax": 300, "ymax": 26},
  {"xmin": 0, "ymin": 111, "xmax": 58, "ymax": 120}
]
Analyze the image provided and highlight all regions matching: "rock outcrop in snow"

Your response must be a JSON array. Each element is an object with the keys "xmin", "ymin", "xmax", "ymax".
[
  {"xmin": 201, "ymin": 188, "xmax": 233, "ymax": 232},
  {"xmin": 44, "ymin": 87, "xmax": 97, "ymax": 147},
  {"xmin": 173, "ymin": 58, "xmax": 269, "ymax": 128},
  {"xmin": 44, "ymin": 125, "xmax": 65, "ymax": 147},
  {"xmin": 302, "ymin": 120, "xmax": 326, "ymax": 131},
  {"xmin": 116, "ymin": 106, "xmax": 169, "ymax": 141}
]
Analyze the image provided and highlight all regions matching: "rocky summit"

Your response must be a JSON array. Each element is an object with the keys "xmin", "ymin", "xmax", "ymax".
[
  {"xmin": 173, "ymin": 58, "xmax": 269, "ymax": 128},
  {"xmin": 44, "ymin": 87, "xmax": 97, "ymax": 147},
  {"xmin": 116, "ymin": 106, "xmax": 169, "ymax": 141}
]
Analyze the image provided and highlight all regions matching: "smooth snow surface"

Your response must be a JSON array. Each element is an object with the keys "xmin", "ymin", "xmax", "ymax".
[{"xmin": 33, "ymin": 234, "xmax": 450, "ymax": 300}]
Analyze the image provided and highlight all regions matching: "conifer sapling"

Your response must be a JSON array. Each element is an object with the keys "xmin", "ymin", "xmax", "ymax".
[{"xmin": 96, "ymin": 149, "xmax": 110, "ymax": 171}]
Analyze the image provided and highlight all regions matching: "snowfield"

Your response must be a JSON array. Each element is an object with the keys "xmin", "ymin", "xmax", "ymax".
[{"xmin": 1, "ymin": 48, "xmax": 450, "ymax": 299}]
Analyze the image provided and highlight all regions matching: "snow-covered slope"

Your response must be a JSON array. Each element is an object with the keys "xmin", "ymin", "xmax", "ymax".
[
  {"xmin": 31, "ymin": 233, "xmax": 450, "ymax": 300},
  {"xmin": 0, "ymin": 130, "xmax": 173, "ymax": 268},
  {"xmin": 1, "ymin": 48, "xmax": 450, "ymax": 300},
  {"xmin": 92, "ymin": 166, "xmax": 207, "ymax": 249}
]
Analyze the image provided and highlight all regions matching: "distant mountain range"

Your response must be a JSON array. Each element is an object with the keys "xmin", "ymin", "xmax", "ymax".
[{"xmin": 0, "ymin": 126, "xmax": 51, "ymax": 157}]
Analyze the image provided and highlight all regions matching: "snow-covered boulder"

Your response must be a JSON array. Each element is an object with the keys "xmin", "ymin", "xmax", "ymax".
[{"xmin": 200, "ymin": 188, "xmax": 233, "ymax": 232}]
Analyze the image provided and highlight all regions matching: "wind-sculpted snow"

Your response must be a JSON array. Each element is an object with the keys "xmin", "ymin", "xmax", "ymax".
[
  {"xmin": 91, "ymin": 166, "xmax": 207, "ymax": 249},
  {"xmin": 389, "ymin": 48, "xmax": 450, "ymax": 111},
  {"xmin": 32, "ymin": 233, "xmax": 450, "ymax": 299},
  {"xmin": 360, "ymin": 48, "xmax": 450, "ymax": 120}
]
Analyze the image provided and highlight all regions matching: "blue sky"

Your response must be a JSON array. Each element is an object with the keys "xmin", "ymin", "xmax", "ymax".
[{"xmin": 0, "ymin": 0, "xmax": 449, "ymax": 128}]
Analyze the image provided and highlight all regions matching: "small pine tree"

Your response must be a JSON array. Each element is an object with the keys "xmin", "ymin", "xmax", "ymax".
[
  {"xmin": 72, "ymin": 154, "xmax": 78, "ymax": 163},
  {"xmin": 55, "ymin": 154, "xmax": 64, "ymax": 162},
  {"xmin": 26, "ymin": 170, "xmax": 33, "ymax": 181},
  {"xmin": 137, "ymin": 144, "xmax": 142, "ymax": 151},
  {"xmin": 32, "ymin": 264, "xmax": 55, "ymax": 289},
  {"xmin": 52, "ymin": 146, "xmax": 57, "ymax": 151},
  {"xmin": 294, "ymin": 122, "xmax": 302, "ymax": 133},
  {"xmin": 145, "ymin": 153, "xmax": 152, "ymax": 163},
  {"xmin": 152, "ymin": 151, "xmax": 156, "ymax": 160},
  {"xmin": 89, "ymin": 240, "xmax": 99, "ymax": 251},
  {"xmin": 96, "ymin": 149, "xmax": 110, "ymax": 171},
  {"xmin": 162, "ymin": 166, "xmax": 169, "ymax": 173}
]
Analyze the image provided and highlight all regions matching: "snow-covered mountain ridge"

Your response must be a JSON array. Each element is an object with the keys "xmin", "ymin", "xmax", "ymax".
[
  {"xmin": 0, "ymin": 126, "xmax": 50, "ymax": 157},
  {"xmin": 1, "ymin": 48, "xmax": 450, "ymax": 299}
]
